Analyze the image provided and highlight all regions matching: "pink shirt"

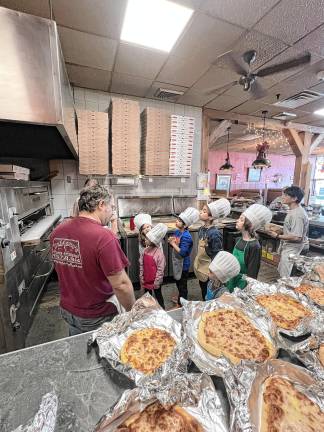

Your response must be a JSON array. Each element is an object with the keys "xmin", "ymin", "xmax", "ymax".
[
  {"xmin": 139, "ymin": 246, "xmax": 165, "ymax": 289},
  {"xmin": 50, "ymin": 217, "xmax": 129, "ymax": 318}
]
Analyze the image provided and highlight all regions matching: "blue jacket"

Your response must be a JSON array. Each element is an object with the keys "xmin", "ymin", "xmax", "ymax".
[
  {"xmin": 198, "ymin": 226, "xmax": 223, "ymax": 260},
  {"xmin": 174, "ymin": 229, "xmax": 193, "ymax": 271}
]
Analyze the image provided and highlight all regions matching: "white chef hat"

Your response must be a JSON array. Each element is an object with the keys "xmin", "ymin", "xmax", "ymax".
[
  {"xmin": 209, "ymin": 251, "xmax": 240, "ymax": 283},
  {"xmin": 134, "ymin": 213, "xmax": 152, "ymax": 230},
  {"xmin": 178, "ymin": 207, "xmax": 200, "ymax": 227},
  {"xmin": 243, "ymin": 204, "xmax": 272, "ymax": 230},
  {"xmin": 146, "ymin": 223, "xmax": 168, "ymax": 246},
  {"xmin": 207, "ymin": 198, "xmax": 231, "ymax": 219}
]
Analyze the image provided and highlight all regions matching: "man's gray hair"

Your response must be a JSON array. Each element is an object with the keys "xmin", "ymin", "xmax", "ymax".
[{"xmin": 78, "ymin": 185, "xmax": 111, "ymax": 213}]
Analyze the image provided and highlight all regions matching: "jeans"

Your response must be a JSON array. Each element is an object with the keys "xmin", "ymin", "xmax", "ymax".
[
  {"xmin": 145, "ymin": 287, "xmax": 165, "ymax": 309},
  {"xmin": 60, "ymin": 308, "xmax": 117, "ymax": 336},
  {"xmin": 176, "ymin": 271, "xmax": 189, "ymax": 305},
  {"xmin": 199, "ymin": 280, "xmax": 209, "ymax": 301}
]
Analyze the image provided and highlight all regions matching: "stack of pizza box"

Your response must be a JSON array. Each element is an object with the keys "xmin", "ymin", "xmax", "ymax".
[
  {"xmin": 141, "ymin": 107, "xmax": 170, "ymax": 175},
  {"xmin": 109, "ymin": 98, "xmax": 140, "ymax": 175},
  {"xmin": 77, "ymin": 109, "xmax": 109, "ymax": 175},
  {"xmin": 169, "ymin": 115, "xmax": 195, "ymax": 176}
]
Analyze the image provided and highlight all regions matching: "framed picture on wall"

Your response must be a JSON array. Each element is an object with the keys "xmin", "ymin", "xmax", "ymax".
[
  {"xmin": 215, "ymin": 174, "xmax": 231, "ymax": 192},
  {"xmin": 247, "ymin": 168, "xmax": 261, "ymax": 182}
]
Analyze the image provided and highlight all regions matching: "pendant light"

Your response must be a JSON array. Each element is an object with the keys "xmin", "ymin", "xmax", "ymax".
[
  {"xmin": 220, "ymin": 127, "xmax": 234, "ymax": 170},
  {"xmin": 252, "ymin": 110, "xmax": 271, "ymax": 169}
]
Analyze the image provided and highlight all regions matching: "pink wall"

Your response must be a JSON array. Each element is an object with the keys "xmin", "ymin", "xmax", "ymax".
[{"xmin": 208, "ymin": 150, "xmax": 296, "ymax": 191}]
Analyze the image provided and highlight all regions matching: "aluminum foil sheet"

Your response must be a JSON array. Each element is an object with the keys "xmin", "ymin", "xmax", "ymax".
[
  {"xmin": 238, "ymin": 278, "xmax": 319, "ymax": 337},
  {"xmin": 12, "ymin": 392, "xmax": 57, "ymax": 432},
  {"xmin": 91, "ymin": 293, "xmax": 192, "ymax": 388},
  {"xmin": 94, "ymin": 373, "xmax": 229, "ymax": 432},
  {"xmin": 226, "ymin": 359, "xmax": 324, "ymax": 432},
  {"xmin": 280, "ymin": 275, "xmax": 324, "ymax": 311},
  {"xmin": 181, "ymin": 294, "xmax": 278, "ymax": 377},
  {"xmin": 288, "ymin": 253, "xmax": 324, "ymax": 277}
]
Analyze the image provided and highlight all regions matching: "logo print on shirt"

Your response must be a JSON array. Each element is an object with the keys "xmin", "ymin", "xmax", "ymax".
[{"xmin": 52, "ymin": 238, "xmax": 82, "ymax": 268}]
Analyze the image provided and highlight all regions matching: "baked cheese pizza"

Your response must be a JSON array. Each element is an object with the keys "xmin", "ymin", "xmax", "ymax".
[
  {"xmin": 116, "ymin": 402, "xmax": 203, "ymax": 432},
  {"xmin": 296, "ymin": 283, "xmax": 324, "ymax": 306},
  {"xmin": 120, "ymin": 328, "xmax": 176, "ymax": 375},
  {"xmin": 197, "ymin": 309, "xmax": 276, "ymax": 365},
  {"xmin": 261, "ymin": 376, "xmax": 324, "ymax": 432},
  {"xmin": 313, "ymin": 263, "xmax": 324, "ymax": 283},
  {"xmin": 256, "ymin": 294, "xmax": 312, "ymax": 330}
]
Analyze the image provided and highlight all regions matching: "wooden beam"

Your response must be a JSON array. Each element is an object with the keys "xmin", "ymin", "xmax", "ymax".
[
  {"xmin": 310, "ymin": 133, "xmax": 324, "ymax": 154},
  {"xmin": 288, "ymin": 129, "xmax": 304, "ymax": 156},
  {"xmin": 203, "ymin": 108, "xmax": 324, "ymax": 134},
  {"xmin": 201, "ymin": 112, "xmax": 210, "ymax": 173},
  {"xmin": 209, "ymin": 120, "xmax": 231, "ymax": 147}
]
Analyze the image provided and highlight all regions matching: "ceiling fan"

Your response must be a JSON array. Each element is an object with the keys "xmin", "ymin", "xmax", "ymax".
[{"xmin": 206, "ymin": 50, "xmax": 311, "ymax": 99}]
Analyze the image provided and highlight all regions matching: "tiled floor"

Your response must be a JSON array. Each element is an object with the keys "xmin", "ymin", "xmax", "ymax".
[{"xmin": 26, "ymin": 261, "xmax": 279, "ymax": 348}]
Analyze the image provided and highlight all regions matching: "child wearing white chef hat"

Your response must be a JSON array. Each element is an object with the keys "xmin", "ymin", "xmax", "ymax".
[
  {"xmin": 168, "ymin": 207, "xmax": 200, "ymax": 306},
  {"xmin": 194, "ymin": 198, "xmax": 231, "ymax": 300},
  {"xmin": 206, "ymin": 251, "xmax": 241, "ymax": 300},
  {"xmin": 140, "ymin": 223, "xmax": 168, "ymax": 309},
  {"xmin": 134, "ymin": 213, "xmax": 152, "ymax": 255},
  {"xmin": 226, "ymin": 204, "xmax": 272, "ymax": 292}
]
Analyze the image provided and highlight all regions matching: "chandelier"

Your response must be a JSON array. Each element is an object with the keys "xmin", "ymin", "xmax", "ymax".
[
  {"xmin": 219, "ymin": 127, "xmax": 234, "ymax": 170},
  {"xmin": 246, "ymin": 116, "xmax": 290, "ymax": 151}
]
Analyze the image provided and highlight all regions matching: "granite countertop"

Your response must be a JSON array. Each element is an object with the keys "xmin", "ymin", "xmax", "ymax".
[{"xmin": 0, "ymin": 310, "xmax": 181, "ymax": 432}]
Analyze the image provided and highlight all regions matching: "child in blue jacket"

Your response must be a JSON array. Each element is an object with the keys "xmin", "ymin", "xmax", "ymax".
[{"xmin": 168, "ymin": 207, "xmax": 200, "ymax": 306}]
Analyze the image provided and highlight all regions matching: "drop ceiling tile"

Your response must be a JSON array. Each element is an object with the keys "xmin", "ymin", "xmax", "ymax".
[
  {"xmin": 177, "ymin": 89, "xmax": 215, "ymax": 107},
  {"xmin": 192, "ymin": 66, "xmax": 238, "ymax": 93},
  {"xmin": 0, "ymin": 0, "xmax": 50, "ymax": 18},
  {"xmin": 58, "ymin": 26, "xmax": 117, "ymax": 70},
  {"xmin": 232, "ymin": 30, "xmax": 288, "ymax": 70},
  {"xmin": 295, "ymin": 24, "xmax": 324, "ymax": 58},
  {"xmin": 205, "ymin": 94, "xmax": 249, "ymax": 111},
  {"xmin": 111, "ymin": 73, "xmax": 153, "ymax": 97},
  {"xmin": 254, "ymin": 0, "xmax": 324, "ymax": 45},
  {"xmin": 309, "ymin": 119, "xmax": 324, "ymax": 126},
  {"xmin": 201, "ymin": 0, "xmax": 279, "ymax": 29},
  {"xmin": 173, "ymin": 0, "xmax": 203, "ymax": 8},
  {"xmin": 115, "ymin": 43, "xmax": 167, "ymax": 80},
  {"xmin": 231, "ymin": 100, "xmax": 266, "ymax": 114},
  {"xmin": 52, "ymin": 0, "xmax": 127, "ymax": 39},
  {"xmin": 171, "ymin": 12, "xmax": 244, "ymax": 63},
  {"xmin": 298, "ymin": 96, "xmax": 324, "ymax": 113},
  {"xmin": 157, "ymin": 53, "xmax": 210, "ymax": 87},
  {"xmin": 146, "ymin": 82, "xmax": 188, "ymax": 100},
  {"xmin": 293, "ymin": 113, "xmax": 324, "ymax": 123},
  {"xmin": 66, "ymin": 64, "xmax": 111, "ymax": 91},
  {"xmin": 310, "ymin": 81, "xmax": 324, "ymax": 93}
]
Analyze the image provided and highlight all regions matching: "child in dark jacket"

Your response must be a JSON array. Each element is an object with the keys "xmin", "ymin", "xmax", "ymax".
[
  {"xmin": 194, "ymin": 198, "xmax": 231, "ymax": 300},
  {"xmin": 168, "ymin": 207, "xmax": 200, "ymax": 306}
]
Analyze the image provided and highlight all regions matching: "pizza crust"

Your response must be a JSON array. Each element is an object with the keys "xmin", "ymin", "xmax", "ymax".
[
  {"xmin": 319, "ymin": 344, "xmax": 324, "ymax": 367},
  {"xmin": 116, "ymin": 402, "xmax": 204, "ymax": 432},
  {"xmin": 120, "ymin": 328, "xmax": 176, "ymax": 375},
  {"xmin": 313, "ymin": 264, "xmax": 324, "ymax": 283},
  {"xmin": 260, "ymin": 376, "xmax": 324, "ymax": 432},
  {"xmin": 296, "ymin": 283, "xmax": 324, "ymax": 306},
  {"xmin": 197, "ymin": 309, "xmax": 276, "ymax": 365},
  {"xmin": 256, "ymin": 294, "xmax": 312, "ymax": 330}
]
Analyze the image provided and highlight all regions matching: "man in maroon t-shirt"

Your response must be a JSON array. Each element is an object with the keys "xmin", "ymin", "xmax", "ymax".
[{"xmin": 50, "ymin": 185, "xmax": 135, "ymax": 335}]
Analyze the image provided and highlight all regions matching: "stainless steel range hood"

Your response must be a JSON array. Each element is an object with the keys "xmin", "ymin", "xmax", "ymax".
[{"xmin": 0, "ymin": 7, "xmax": 78, "ymax": 159}]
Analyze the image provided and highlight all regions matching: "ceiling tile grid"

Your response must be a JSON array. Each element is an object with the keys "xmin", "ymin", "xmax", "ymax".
[
  {"xmin": 66, "ymin": 64, "xmax": 111, "ymax": 91},
  {"xmin": 110, "ymin": 73, "xmax": 153, "ymax": 97}
]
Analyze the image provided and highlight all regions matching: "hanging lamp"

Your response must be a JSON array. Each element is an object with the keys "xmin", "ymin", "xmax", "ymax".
[
  {"xmin": 220, "ymin": 127, "xmax": 234, "ymax": 170},
  {"xmin": 252, "ymin": 110, "xmax": 271, "ymax": 169}
]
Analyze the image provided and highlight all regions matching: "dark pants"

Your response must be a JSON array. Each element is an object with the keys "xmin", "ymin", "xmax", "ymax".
[
  {"xmin": 145, "ymin": 287, "xmax": 165, "ymax": 309},
  {"xmin": 176, "ymin": 270, "xmax": 189, "ymax": 305},
  {"xmin": 199, "ymin": 280, "xmax": 209, "ymax": 301},
  {"xmin": 60, "ymin": 308, "xmax": 117, "ymax": 336}
]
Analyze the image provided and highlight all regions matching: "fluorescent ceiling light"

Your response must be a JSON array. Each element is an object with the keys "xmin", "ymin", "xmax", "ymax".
[
  {"xmin": 121, "ymin": 0, "xmax": 193, "ymax": 52},
  {"xmin": 314, "ymin": 108, "xmax": 324, "ymax": 116}
]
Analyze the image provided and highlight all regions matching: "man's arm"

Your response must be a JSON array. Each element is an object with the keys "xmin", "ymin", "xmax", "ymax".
[{"xmin": 107, "ymin": 270, "xmax": 135, "ymax": 311}]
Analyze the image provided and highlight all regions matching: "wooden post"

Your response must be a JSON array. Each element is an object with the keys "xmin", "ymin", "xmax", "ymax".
[{"xmin": 201, "ymin": 112, "xmax": 210, "ymax": 172}]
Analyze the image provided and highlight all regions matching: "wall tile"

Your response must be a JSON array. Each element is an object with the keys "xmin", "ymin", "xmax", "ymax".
[
  {"xmin": 49, "ymin": 160, "xmax": 64, "ymax": 179},
  {"xmin": 85, "ymin": 100, "xmax": 99, "ymax": 111},
  {"xmin": 66, "ymin": 194, "xmax": 79, "ymax": 210},
  {"xmin": 54, "ymin": 209, "xmax": 68, "ymax": 220},
  {"xmin": 51, "ymin": 179, "xmax": 65, "ymax": 195},
  {"xmin": 53, "ymin": 195, "xmax": 67, "ymax": 210},
  {"xmin": 63, "ymin": 160, "xmax": 77, "ymax": 179},
  {"xmin": 64, "ymin": 179, "xmax": 79, "ymax": 194}
]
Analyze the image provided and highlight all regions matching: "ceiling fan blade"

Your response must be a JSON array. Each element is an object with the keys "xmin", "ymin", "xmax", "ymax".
[
  {"xmin": 213, "ymin": 52, "xmax": 247, "ymax": 76},
  {"xmin": 205, "ymin": 80, "xmax": 238, "ymax": 96},
  {"xmin": 256, "ymin": 52, "xmax": 311, "ymax": 78},
  {"xmin": 250, "ymin": 81, "xmax": 267, "ymax": 100}
]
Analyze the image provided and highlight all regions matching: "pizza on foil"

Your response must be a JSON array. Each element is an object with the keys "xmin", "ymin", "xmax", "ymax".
[{"xmin": 296, "ymin": 283, "xmax": 324, "ymax": 306}]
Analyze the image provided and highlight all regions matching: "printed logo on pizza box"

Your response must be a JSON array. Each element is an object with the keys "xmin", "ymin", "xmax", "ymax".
[{"xmin": 52, "ymin": 238, "xmax": 82, "ymax": 268}]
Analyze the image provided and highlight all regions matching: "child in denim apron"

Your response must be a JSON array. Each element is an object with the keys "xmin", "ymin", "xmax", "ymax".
[
  {"xmin": 227, "ymin": 204, "xmax": 272, "ymax": 292},
  {"xmin": 206, "ymin": 251, "xmax": 241, "ymax": 300},
  {"xmin": 169, "ymin": 207, "xmax": 200, "ymax": 305},
  {"xmin": 194, "ymin": 198, "xmax": 231, "ymax": 300}
]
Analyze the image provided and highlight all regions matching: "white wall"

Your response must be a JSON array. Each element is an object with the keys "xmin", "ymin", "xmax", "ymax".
[{"xmin": 51, "ymin": 87, "xmax": 202, "ymax": 218}]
